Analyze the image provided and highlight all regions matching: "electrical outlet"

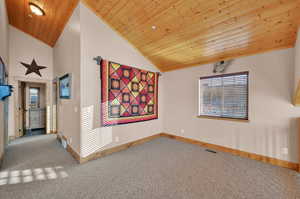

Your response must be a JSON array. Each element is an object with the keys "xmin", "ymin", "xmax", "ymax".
[
  {"xmin": 69, "ymin": 137, "xmax": 72, "ymax": 144},
  {"xmin": 115, "ymin": 136, "xmax": 119, "ymax": 142},
  {"xmin": 180, "ymin": 129, "xmax": 185, "ymax": 134},
  {"xmin": 282, "ymin": 147, "xmax": 288, "ymax": 155}
]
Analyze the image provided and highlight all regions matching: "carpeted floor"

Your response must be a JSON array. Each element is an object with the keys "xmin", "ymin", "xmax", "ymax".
[
  {"xmin": 1, "ymin": 134, "xmax": 300, "ymax": 199},
  {"xmin": 23, "ymin": 128, "xmax": 46, "ymax": 137}
]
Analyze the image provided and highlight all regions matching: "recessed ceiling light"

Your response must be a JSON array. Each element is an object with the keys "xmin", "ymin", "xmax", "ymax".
[
  {"xmin": 151, "ymin": 26, "xmax": 157, "ymax": 30},
  {"xmin": 29, "ymin": 2, "xmax": 45, "ymax": 16}
]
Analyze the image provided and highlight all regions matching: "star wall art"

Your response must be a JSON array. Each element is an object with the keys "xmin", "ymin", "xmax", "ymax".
[{"xmin": 21, "ymin": 59, "xmax": 47, "ymax": 77}]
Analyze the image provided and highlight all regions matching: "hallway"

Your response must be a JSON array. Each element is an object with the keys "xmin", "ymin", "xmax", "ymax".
[
  {"xmin": 2, "ymin": 135, "xmax": 75, "ymax": 170},
  {"xmin": 0, "ymin": 135, "xmax": 77, "ymax": 198}
]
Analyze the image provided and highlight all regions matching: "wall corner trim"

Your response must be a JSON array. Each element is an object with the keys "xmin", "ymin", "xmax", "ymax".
[
  {"xmin": 79, "ymin": 134, "xmax": 163, "ymax": 164},
  {"xmin": 57, "ymin": 135, "xmax": 81, "ymax": 163},
  {"xmin": 58, "ymin": 133, "xmax": 299, "ymax": 171},
  {"xmin": 161, "ymin": 133, "xmax": 299, "ymax": 171}
]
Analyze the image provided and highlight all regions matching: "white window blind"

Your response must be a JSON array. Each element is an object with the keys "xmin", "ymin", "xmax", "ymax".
[{"xmin": 199, "ymin": 72, "xmax": 248, "ymax": 120}]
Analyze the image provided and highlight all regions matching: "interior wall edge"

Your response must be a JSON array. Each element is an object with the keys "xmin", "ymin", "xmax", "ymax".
[
  {"xmin": 162, "ymin": 45, "xmax": 295, "ymax": 72},
  {"xmin": 79, "ymin": 1, "xmax": 161, "ymax": 72},
  {"xmin": 9, "ymin": 25, "xmax": 54, "ymax": 48},
  {"xmin": 161, "ymin": 133, "xmax": 299, "ymax": 171},
  {"xmin": 53, "ymin": 4, "xmax": 81, "ymax": 154},
  {"xmin": 79, "ymin": 133, "xmax": 162, "ymax": 164},
  {"xmin": 60, "ymin": 132, "xmax": 299, "ymax": 171}
]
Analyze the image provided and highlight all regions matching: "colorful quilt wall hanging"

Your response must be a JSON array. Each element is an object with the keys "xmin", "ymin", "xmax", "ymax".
[{"xmin": 101, "ymin": 60, "xmax": 159, "ymax": 126}]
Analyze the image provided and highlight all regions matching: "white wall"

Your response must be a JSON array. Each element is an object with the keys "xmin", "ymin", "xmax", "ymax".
[
  {"xmin": 79, "ymin": 3, "xmax": 164, "ymax": 157},
  {"xmin": 8, "ymin": 26, "xmax": 54, "ymax": 138},
  {"xmin": 163, "ymin": 48, "xmax": 299, "ymax": 163},
  {"xmin": 9, "ymin": 26, "xmax": 53, "ymax": 80},
  {"xmin": 0, "ymin": 0, "xmax": 8, "ymax": 65},
  {"xmin": 53, "ymin": 6, "xmax": 81, "ymax": 153},
  {"xmin": 0, "ymin": 0, "xmax": 9, "ymax": 160}
]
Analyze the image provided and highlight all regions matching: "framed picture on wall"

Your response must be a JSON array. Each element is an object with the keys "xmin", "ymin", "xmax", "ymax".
[
  {"xmin": 59, "ymin": 74, "xmax": 72, "ymax": 99},
  {"xmin": 0, "ymin": 56, "xmax": 6, "ymax": 85}
]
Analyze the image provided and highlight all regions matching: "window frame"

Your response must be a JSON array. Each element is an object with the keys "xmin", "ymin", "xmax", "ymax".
[
  {"xmin": 198, "ymin": 71, "xmax": 249, "ymax": 122},
  {"xmin": 29, "ymin": 87, "xmax": 40, "ymax": 109}
]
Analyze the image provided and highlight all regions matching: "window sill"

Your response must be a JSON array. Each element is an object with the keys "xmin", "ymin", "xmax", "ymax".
[{"xmin": 197, "ymin": 115, "xmax": 249, "ymax": 123}]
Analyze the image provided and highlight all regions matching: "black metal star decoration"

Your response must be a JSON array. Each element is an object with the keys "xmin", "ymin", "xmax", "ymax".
[{"xmin": 21, "ymin": 59, "xmax": 47, "ymax": 77}]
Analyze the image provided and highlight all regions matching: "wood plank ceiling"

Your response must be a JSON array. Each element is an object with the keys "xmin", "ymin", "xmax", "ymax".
[
  {"xmin": 82, "ymin": 0, "xmax": 300, "ymax": 71},
  {"xmin": 6, "ymin": 0, "xmax": 79, "ymax": 47}
]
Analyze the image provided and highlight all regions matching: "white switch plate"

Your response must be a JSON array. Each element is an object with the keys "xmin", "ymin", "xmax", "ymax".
[
  {"xmin": 180, "ymin": 129, "xmax": 185, "ymax": 134},
  {"xmin": 282, "ymin": 147, "xmax": 288, "ymax": 155},
  {"xmin": 115, "ymin": 136, "xmax": 119, "ymax": 142}
]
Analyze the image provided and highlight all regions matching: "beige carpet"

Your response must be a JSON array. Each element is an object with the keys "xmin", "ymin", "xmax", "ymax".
[{"xmin": 0, "ymin": 134, "xmax": 300, "ymax": 199}]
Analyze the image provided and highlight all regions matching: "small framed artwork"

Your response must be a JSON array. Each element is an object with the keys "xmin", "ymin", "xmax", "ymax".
[
  {"xmin": 59, "ymin": 74, "xmax": 72, "ymax": 99},
  {"xmin": 0, "ymin": 57, "xmax": 6, "ymax": 85}
]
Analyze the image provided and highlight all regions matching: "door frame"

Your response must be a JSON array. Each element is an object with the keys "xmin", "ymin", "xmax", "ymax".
[
  {"xmin": 10, "ymin": 76, "xmax": 53, "ymax": 139},
  {"xmin": 23, "ymin": 83, "xmax": 46, "ymax": 133},
  {"xmin": 52, "ymin": 78, "xmax": 58, "ymax": 134}
]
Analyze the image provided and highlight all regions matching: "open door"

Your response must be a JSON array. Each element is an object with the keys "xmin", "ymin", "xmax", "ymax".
[{"xmin": 18, "ymin": 82, "xmax": 47, "ymax": 137}]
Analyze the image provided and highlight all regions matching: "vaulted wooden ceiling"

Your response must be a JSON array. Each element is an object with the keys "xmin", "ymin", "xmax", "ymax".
[
  {"xmin": 83, "ymin": 0, "xmax": 300, "ymax": 71},
  {"xmin": 6, "ymin": 0, "xmax": 79, "ymax": 47},
  {"xmin": 5, "ymin": 0, "xmax": 300, "ymax": 71}
]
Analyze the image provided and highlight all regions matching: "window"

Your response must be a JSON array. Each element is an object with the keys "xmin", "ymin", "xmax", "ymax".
[
  {"xmin": 198, "ymin": 71, "xmax": 249, "ymax": 120},
  {"xmin": 29, "ymin": 88, "xmax": 40, "ymax": 108}
]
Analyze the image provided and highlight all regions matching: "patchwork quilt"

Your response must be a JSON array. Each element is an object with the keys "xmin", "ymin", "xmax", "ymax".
[{"xmin": 101, "ymin": 60, "xmax": 159, "ymax": 126}]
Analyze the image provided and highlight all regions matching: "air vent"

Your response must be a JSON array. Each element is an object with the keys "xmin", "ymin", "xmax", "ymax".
[{"xmin": 205, "ymin": 149, "xmax": 217, "ymax": 153}]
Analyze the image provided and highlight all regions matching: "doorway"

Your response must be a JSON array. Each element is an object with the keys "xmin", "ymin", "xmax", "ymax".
[{"xmin": 19, "ymin": 82, "xmax": 47, "ymax": 136}]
